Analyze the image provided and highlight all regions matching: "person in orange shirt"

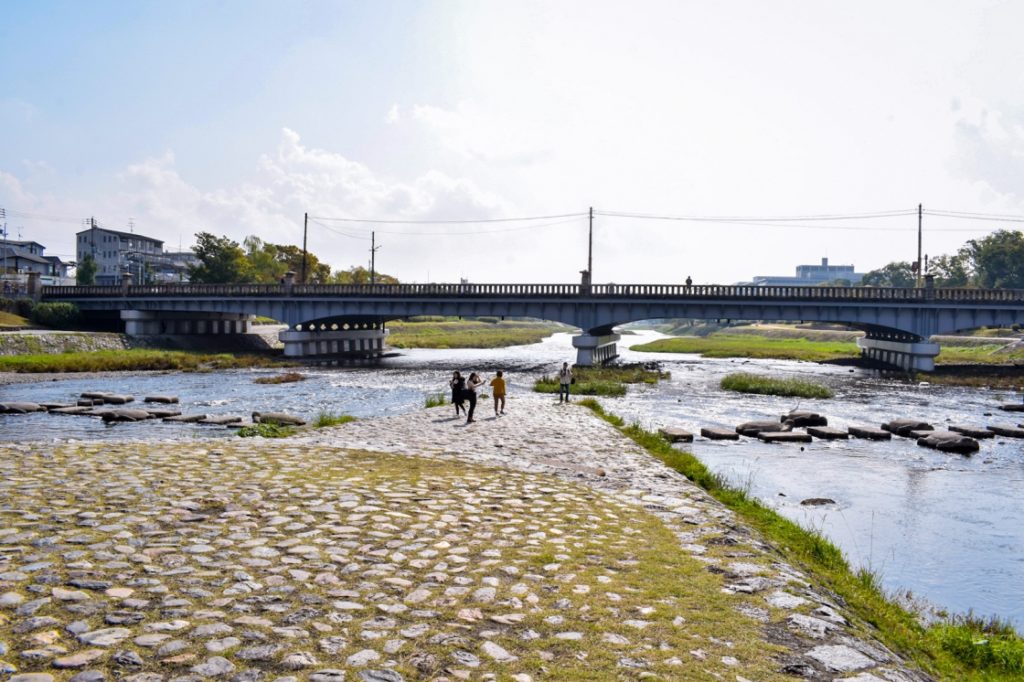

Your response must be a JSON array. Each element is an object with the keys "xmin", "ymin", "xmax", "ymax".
[{"xmin": 490, "ymin": 370, "xmax": 507, "ymax": 416}]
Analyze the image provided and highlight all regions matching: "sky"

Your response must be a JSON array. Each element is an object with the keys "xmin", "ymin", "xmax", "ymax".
[{"xmin": 2, "ymin": 0, "xmax": 1023, "ymax": 284}]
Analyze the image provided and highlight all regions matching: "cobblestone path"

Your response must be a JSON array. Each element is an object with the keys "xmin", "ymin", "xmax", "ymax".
[{"xmin": 0, "ymin": 393, "xmax": 930, "ymax": 681}]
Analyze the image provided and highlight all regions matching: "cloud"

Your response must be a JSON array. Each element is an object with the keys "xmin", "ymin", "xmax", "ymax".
[
  {"xmin": 385, "ymin": 104, "xmax": 400, "ymax": 124},
  {"xmin": 954, "ymin": 106, "xmax": 1024, "ymax": 203},
  {"xmin": 409, "ymin": 102, "xmax": 552, "ymax": 165}
]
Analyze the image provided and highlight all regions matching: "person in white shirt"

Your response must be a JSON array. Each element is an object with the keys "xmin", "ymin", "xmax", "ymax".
[{"xmin": 557, "ymin": 362, "xmax": 573, "ymax": 403}]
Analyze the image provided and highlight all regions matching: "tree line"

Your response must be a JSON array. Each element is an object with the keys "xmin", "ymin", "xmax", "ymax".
[
  {"xmin": 188, "ymin": 233, "xmax": 398, "ymax": 285},
  {"xmin": 860, "ymin": 229, "xmax": 1024, "ymax": 289}
]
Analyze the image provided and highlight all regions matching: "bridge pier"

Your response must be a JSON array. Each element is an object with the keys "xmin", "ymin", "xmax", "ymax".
[
  {"xmin": 857, "ymin": 336, "xmax": 940, "ymax": 372},
  {"xmin": 573, "ymin": 332, "xmax": 621, "ymax": 366},
  {"xmin": 279, "ymin": 322, "xmax": 389, "ymax": 358},
  {"xmin": 121, "ymin": 310, "xmax": 253, "ymax": 336}
]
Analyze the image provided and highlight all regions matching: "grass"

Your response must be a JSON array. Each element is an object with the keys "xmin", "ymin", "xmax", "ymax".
[
  {"xmin": 424, "ymin": 392, "xmax": 448, "ymax": 408},
  {"xmin": 387, "ymin": 317, "xmax": 568, "ymax": 349},
  {"xmin": 533, "ymin": 363, "xmax": 669, "ymax": 397},
  {"xmin": 235, "ymin": 422, "xmax": 295, "ymax": 438},
  {"xmin": 577, "ymin": 397, "xmax": 1024, "ymax": 680},
  {"xmin": 633, "ymin": 334, "xmax": 861, "ymax": 362},
  {"xmin": 253, "ymin": 371, "xmax": 306, "ymax": 384},
  {"xmin": 0, "ymin": 348, "xmax": 289, "ymax": 373},
  {"xmin": 312, "ymin": 411, "xmax": 357, "ymax": 428},
  {"xmin": 720, "ymin": 372, "xmax": 834, "ymax": 398},
  {"xmin": 0, "ymin": 310, "xmax": 32, "ymax": 328}
]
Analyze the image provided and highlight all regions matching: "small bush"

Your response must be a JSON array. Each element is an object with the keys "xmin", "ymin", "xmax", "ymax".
[
  {"xmin": 236, "ymin": 423, "xmax": 295, "ymax": 438},
  {"xmin": 0, "ymin": 297, "xmax": 15, "ymax": 313},
  {"xmin": 253, "ymin": 372, "xmax": 306, "ymax": 384},
  {"xmin": 15, "ymin": 298, "xmax": 35, "ymax": 318},
  {"xmin": 720, "ymin": 372, "xmax": 834, "ymax": 399},
  {"xmin": 425, "ymin": 393, "xmax": 448, "ymax": 408},
  {"xmin": 30, "ymin": 302, "xmax": 80, "ymax": 328},
  {"xmin": 313, "ymin": 411, "xmax": 357, "ymax": 428}
]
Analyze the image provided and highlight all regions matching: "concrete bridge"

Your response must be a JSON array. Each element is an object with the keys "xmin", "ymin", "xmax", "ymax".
[{"xmin": 41, "ymin": 281, "xmax": 1024, "ymax": 370}]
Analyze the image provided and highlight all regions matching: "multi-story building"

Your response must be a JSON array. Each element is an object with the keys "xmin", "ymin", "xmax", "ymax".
[
  {"xmin": 1, "ymin": 239, "xmax": 70, "ymax": 278},
  {"xmin": 76, "ymin": 225, "xmax": 164, "ymax": 285},
  {"xmin": 751, "ymin": 257, "xmax": 864, "ymax": 286}
]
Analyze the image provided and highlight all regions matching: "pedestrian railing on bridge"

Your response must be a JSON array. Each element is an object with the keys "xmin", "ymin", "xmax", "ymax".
[{"xmin": 40, "ymin": 283, "xmax": 1024, "ymax": 303}]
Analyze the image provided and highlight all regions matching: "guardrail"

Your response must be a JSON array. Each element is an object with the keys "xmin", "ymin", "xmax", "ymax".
[{"xmin": 40, "ymin": 282, "xmax": 1024, "ymax": 303}]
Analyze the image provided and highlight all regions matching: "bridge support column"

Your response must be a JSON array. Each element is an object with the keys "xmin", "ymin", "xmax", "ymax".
[
  {"xmin": 121, "ymin": 311, "xmax": 253, "ymax": 337},
  {"xmin": 856, "ymin": 337, "xmax": 940, "ymax": 372},
  {"xmin": 279, "ymin": 322, "xmax": 389, "ymax": 358},
  {"xmin": 573, "ymin": 332, "xmax": 621, "ymax": 366}
]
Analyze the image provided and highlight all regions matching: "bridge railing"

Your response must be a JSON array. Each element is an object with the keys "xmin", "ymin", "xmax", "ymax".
[{"xmin": 40, "ymin": 283, "xmax": 1024, "ymax": 302}]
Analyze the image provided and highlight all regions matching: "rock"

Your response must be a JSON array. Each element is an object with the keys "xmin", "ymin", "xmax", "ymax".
[
  {"xmin": 998, "ymin": 403, "xmax": 1024, "ymax": 412},
  {"xmin": 144, "ymin": 396, "xmax": 179, "ymax": 404},
  {"xmin": 358, "ymin": 672, "xmax": 404, "ymax": 682},
  {"xmin": 281, "ymin": 652, "xmax": 318, "ymax": 670},
  {"xmin": 53, "ymin": 650, "xmax": 106, "ymax": 668},
  {"xmin": 736, "ymin": 420, "xmax": 789, "ymax": 437},
  {"xmin": 848, "ymin": 425, "xmax": 892, "ymax": 440},
  {"xmin": 112, "ymin": 650, "xmax": 144, "ymax": 667},
  {"xmin": 700, "ymin": 427, "xmax": 739, "ymax": 440},
  {"xmin": 658, "ymin": 427, "xmax": 693, "ymax": 443},
  {"xmin": 9, "ymin": 675, "xmax": 55, "ymax": 682},
  {"xmin": 0, "ymin": 402, "xmax": 46, "ymax": 413},
  {"xmin": 806, "ymin": 426, "xmax": 848, "ymax": 439},
  {"xmin": 251, "ymin": 412, "xmax": 306, "ymax": 427},
  {"xmin": 800, "ymin": 498, "xmax": 836, "ymax": 506},
  {"xmin": 881, "ymin": 419, "xmax": 933, "ymax": 437},
  {"xmin": 69, "ymin": 671, "xmax": 105, "ymax": 682},
  {"xmin": 1, "ymin": 591, "xmax": 26, "ymax": 607},
  {"xmin": 916, "ymin": 431, "xmax": 980, "ymax": 455},
  {"xmin": 80, "ymin": 391, "xmax": 111, "ymax": 399},
  {"xmin": 50, "ymin": 406, "xmax": 96, "ymax": 415},
  {"xmin": 191, "ymin": 657, "xmax": 236, "ymax": 677},
  {"xmin": 805, "ymin": 644, "xmax": 875, "ymax": 672},
  {"xmin": 163, "ymin": 414, "xmax": 209, "ymax": 423},
  {"xmin": 100, "ymin": 409, "xmax": 153, "ymax": 423},
  {"xmin": 346, "ymin": 650, "xmax": 379, "ymax": 667},
  {"xmin": 757, "ymin": 431, "xmax": 812, "ymax": 443},
  {"xmin": 947, "ymin": 425, "xmax": 995, "ymax": 439},
  {"xmin": 146, "ymin": 409, "xmax": 182, "ymax": 419},
  {"xmin": 197, "ymin": 416, "xmax": 243, "ymax": 426},
  {"xmin": 480, "ymin": 641, "xmax": 517, "ymax": 663},
  {"xmin": 100, "ymin": 395, "xmax": 135, "ymax": 405},
  {"xmin": 783, "ymin": 410, "xmax": 827, "ymax": 427},
  {"xmin": 986, "ymin": 424, "xmax": 1024, "ymax": 438},
  {"xmin": 78, "ymin": 628, "xmax": 132, "ymax": 647},
  {"xmin": 308, "ymin": 672, "xmax": 346, "ymax": 682}
]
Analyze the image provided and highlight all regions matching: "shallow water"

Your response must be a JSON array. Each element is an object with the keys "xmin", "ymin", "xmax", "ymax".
[{"xmin": 2, "ymin": 330, "xmax": 1022, "ymax": 626}]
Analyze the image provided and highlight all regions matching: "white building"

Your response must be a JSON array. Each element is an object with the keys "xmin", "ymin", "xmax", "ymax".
[{"xmin": 76, "ymin": 225, "xmax": 164, "ymax": 285}]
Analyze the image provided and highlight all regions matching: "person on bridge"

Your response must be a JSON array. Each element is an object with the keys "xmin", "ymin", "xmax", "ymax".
[
  {"xmin": 464, "ymin": 372, "xmax": 484, "ymax": 423},
  {"xmin": 490, "ymin": 371, "xmax": 507, "ymax": 416},
  {"xmin": 558, "ymin": 362, "xmax": 574, "ymax": 403},
  {"xmin": 449, "ymin": 371, "xmax": 466, "ymax": 417}
]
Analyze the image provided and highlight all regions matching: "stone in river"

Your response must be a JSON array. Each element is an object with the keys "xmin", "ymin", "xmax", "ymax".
[
  {"xmin": 197, "ymin": 415, "xmax": 243, "ymax": 426},
  {"xmin": 144, "ymin": 395, "xmax": 179, "ymax": 404},
  {"xmin": 658, "ymin": 427, "xmax": 693, "ymax": 443},
  {"xmin": 782, "ymin": 410, "xmax": 827, "ymax": 427},
  {"xmin": 164, "ymin": 414, "xmax": 210, "ymax": 423},
  {"xmin": 998, "ymin": 403, "xmax": 1024, "ymax": 412},
  {"xmin": 806, "ymin": 426, "xmax": 848, "ymax": 439},
  {"xmin": 847, "ymin": 425, "xmax": 891, "ymax": 440},
  {"xmin": 700, "ymin": 427, "xmax": 739, "ymax": 440},
  {"xmin": 948, "ymin": 425, "xmax": 995, "ymax": 439},
  {"xmin": 736, "ymin": 420, "xmax": 789, "ymax": 437},
  {"xmin": 0, "ymin": 402, "xmax": 46, "ymax": 413},
  {"xmin": 800, "ymin": 498, "xmax": 836, "ymax": 506},
  {"xmin": 881, "ymin": 419, "xmax": 932, "ymax": 437},
  {"xmin": 251, "ymin": 412, "xmax": 306, "ymax": 426},
  {"xmin": 100, "ymin": 394, "xmax": 134, "ymax": 405},
  {"xmin": 987, "ymin": 424, "xmax": 1024, "ymax": 438},
  {"xmin": 100, "ymin": 409, "xmax": 152, "ymax": 423},
  {"xmin": 916, "ymin": 431, "xmax": 980, "ymax": 455},
  {"xmin": 757, "ymin": 431, "xmax": 812, "ymax": 443}
]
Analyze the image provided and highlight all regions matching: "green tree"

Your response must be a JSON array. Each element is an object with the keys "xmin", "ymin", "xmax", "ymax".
[
  {"xmin": 928, "ymin": 253, "xmax": 971, "ymax": 287},
  {"xmin": 860, "ymin": 261, "xmax": 916, "ymax": 287},
  {"xmin": 960, "ymin": 230, "xmax": 1024, "ymax": 289},
  {"xmin": 76, "ymin": 254, "xmax": 97, "ymax": 285},
  {"xmin": 331, "ymin": 265, "xmax": 399, "ymax": 284},
  {"xmin": 188, "ymin": 233, "xmax": 251, "ymax": 283},
  {"xmin": 243, "ymin": 236, "xmax": 289, "ymax": 283},
  {"xmin": 272, "ymin": 244, "xmax": 332, "ymax": 283}
]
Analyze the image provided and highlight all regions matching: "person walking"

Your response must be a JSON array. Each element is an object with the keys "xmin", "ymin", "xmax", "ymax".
[
  {"xmin": 557, "ymin": 362, "xmax": 573, "ymax": 403},
  {"xmin": 449, "ymin": 371, "xmax": 466, "ymax": 417},
  {"xmin": 490, "ymin": 370, "xmax": 507, "ymax": 416},
  {"xmin": 464, "ymin": 372, "xmax": 484, "ymax": 423}
]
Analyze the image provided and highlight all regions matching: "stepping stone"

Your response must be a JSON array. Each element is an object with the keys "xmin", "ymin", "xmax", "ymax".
[
  {"xmin": 0, "ymin": 402, "xmax": 46, "ymax": 414},
  {"xmin": 80, "ymin": 391, "xmax": 111, "ymax": 399},
  {"xmin": 96, "ymin": 394, "xmax": 134, "ymax": 405},
  {"xmin": 736, "ymin": 420, "xmax": 788, "ymax": 437},
  {"xmin": 948, "ymin": 425, "xmax": 995, "ymax": 439},
  {"xmin": 881, "ymin": 419, "xmax": 933, "ymax": 437},
  {"xmin": 998, "ymin": 403, "xmax": 1024, "ymax": 412},
  {"xmin": 848, "ymin": 425, "xmax": 891, "ymax": 440},
  {"xmin": 198, "ymin": 415, "xmax": 244, "ymax": 426},
  {"xmin": 50, "ymin": 406, "xmax": 96, "ymax": 415},
  {"xmin": 757, "ymin": 431, "xmax": 812, "ymax": 443},
  {"xmin": 783, "ymin": 410, "xmax": 827, "ymax": 427},
  {"xmin": 701, "ymin": 427, "xmax": 739, "ymax": 440},
  {"xmin": 100, "ymin": 409, "xmax": 153, "ymax": 423},
  {"xmin": 658, "ymin": 427, "xmax": 693, "ymax": 443},
  {"xmin": 144, "ymin": 395, "xmax": 179, "ymax": 403},
  {"xmin": 986, "ymin": 424, "xmax": 1024, "ymax": 438},
  {"xmin": 916, "ymin": 431, "xmax": 980, "ymax": 455},
  {"xmin": 806, "ymin": 426, "xmax": 848, "ymax": 440},
  {"xmin": 145, "ymin": 408, "xmax": 181, "ymax": 419},
  {"xmin": 252, "ymin": 412, "xmax": 306, "ymax": 426},
  {"xmin": 38, "ymin": 403, "xmax": 71, "ymax": 410},
  {"xmin": 164, "ymin": 414, "xmax": 209, "ymax": 423},
  {"xmin": 908, "ymin": 429, "xmax": 935, "ymax": 439},
  {"xmin": 77, "ymin": 399, "xmax": 102, "ymax": 406}
]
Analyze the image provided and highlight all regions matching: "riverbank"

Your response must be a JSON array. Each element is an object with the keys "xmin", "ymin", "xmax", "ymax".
[{"xmin": 387, "ymin": 317, "xmax": 570, "ymax": 349}]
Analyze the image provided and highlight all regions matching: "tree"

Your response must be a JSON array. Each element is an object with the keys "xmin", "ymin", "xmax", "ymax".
[
  {"xmin": 272, "ymin": 244, "xmax": 332, "ymax": 283},
  {"xmin": 243, "ymin": 236, "xmax": 289, "ymax": 283},
  {"xmin": 188, "ymin": 233, "xmax": 251, "ymax": 283},
  {"xmin": 960, "ymin": 230, "xmax": 1024, "ymax": 289},
  {"xmin": 859, "ymin": 261, "xmax": 916, "ymax": 287},
  {"xmin": 76, "ymin": 254, "xmax": 97, "ymax": 285},
  {"xmin": 331, "ymin": 266, "xmax": 399, "ymax": 284},
  {"xmin": 928, "ymin": 254, "xmax": 971, "ymax": 287}
]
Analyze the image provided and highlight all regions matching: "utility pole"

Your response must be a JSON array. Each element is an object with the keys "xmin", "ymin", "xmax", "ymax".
[
  {"xmin": 588, "ymin": 206, "xmax": 594, "ymax": 280},
  {"xmin": 301, "ymin": 212, "xmax": 308, "ymax": 284},
  {"xmin": 916, "ymin": 203, "xmax": 923, "ymax": 287},
  {"xmin": 1, "ymin": 207, "xmax": 7, "ymax": 275},
  {"xmin": 370, "ymin": 231, "xmax": 381, "ymax": 285}
]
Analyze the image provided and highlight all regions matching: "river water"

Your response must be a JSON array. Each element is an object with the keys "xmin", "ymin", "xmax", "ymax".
[{"xmin": 2, "ymin": 330, "xmax": 1022, "ymax": 627}]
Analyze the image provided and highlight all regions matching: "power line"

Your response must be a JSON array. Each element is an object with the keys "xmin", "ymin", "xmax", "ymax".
[
  {"xmin": 313, "ymin": 216, "xmax": 585, "ymax": 237},
  {"xmin": 923, "ymin": 209, "xmax": 1024, "ymax": 223},
  {"xmin": 308, "ymin": 211, "xmax": 588, "ymax": 224},
  {"xmin": 597, "ymin": 208, "xmax": 919, "ymax": 222}
]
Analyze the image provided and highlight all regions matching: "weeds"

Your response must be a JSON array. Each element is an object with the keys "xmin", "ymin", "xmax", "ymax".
[
  {"xmin": 0, "ymin": 349, "xmax": 288, "ymax": 373},
  {"xmin": 254, "ymin": 372, "xmax": 306, "ymax": 384},
  {"xmin": 312, "ymin": 412, "xmax": 357, "ymax": 428},
  {"xmin": 720, "ymin": 372, "xmax": 834, "ymax": 399},
  {"xmin": 424, "ymin": 393, "xmax": 448, "ymax": 408},
  {"xmin": 235, "ymin": 423, "xmax": 295, "ymax": 438},
  {"xmin": 533, "ymin": 364, "xmax": 668, "ymax": 397}
]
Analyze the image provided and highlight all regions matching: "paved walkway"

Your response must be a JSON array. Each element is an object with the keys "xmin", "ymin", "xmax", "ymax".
[{"xmin": 0, "ymin": 393, "xmax": 931, "ymax": 681}]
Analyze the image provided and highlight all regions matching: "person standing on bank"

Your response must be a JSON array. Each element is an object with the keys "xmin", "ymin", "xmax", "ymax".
[
  {"xmin": 558, "ymin": 362, "xmax": 573, "ymax": 403},
  {"xmin": 449, "ymin": 371, "xmax": 466, "ymax": 417},
  {"xmin": 490, "ymin": 370, "xmax": 507, "ymax": 416},
  {"xmin": 464, "ymin": 372, "xmax": 484, "ymax": 423}
]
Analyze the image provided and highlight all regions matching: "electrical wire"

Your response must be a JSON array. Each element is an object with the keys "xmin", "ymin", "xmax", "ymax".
[
  {"xmin": 597, "ymin": 208, "xmax": 918, "ymax": 222},
  {"xmin": 924, "ymin": 210, "xmax": 1024, "ymax": 223},
  {"xmin": 309, "ymin": 211, "xmax": 587, "ymax": 224},
  {"xmin": 313, "ymin": 216, "xmax": 585, "ymax": 237}
]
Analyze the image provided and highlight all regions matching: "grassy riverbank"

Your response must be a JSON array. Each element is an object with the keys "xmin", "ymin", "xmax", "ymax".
[
  {"xmin": 0, "ymin": 348, "xmax": 289, "ymax": 373},
  {"xmin": 720, "ymin": 372, "xmax": 834, "ymax": 398},
  {"xmin": 533, "ymin": 363, "xmax": 669, "ymax": 397},
  {"xmin": 387, "ymin": 317, "xmax": 568, "ymax": 349},
  {"xmin": 578, "ymin": 398, "xmax": 1024, "ymax": 680},
  {"xmin": 633, "ymin": 334, "xmax": 860, "ymax": 362}
]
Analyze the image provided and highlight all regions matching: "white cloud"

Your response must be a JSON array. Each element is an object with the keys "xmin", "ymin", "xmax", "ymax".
[{"xmin": 385, "ymin": 104, "xmax": 401, "ymax": 124}]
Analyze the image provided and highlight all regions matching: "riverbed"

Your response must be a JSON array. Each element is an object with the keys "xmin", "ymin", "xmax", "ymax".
[{"xmin": 1, "ymin": 330, "xmax": 1022, "ymax": 628}]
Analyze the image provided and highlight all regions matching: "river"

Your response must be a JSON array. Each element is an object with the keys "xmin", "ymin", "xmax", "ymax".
[{"xmin": 2, "ymin": 330, "xmax": 1022, "ymax": 628}]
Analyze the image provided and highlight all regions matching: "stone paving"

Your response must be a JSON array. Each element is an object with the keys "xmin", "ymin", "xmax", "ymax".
[{"xmin": 0, "ymin": 392, "xmax": 932, "ymax": 681}]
